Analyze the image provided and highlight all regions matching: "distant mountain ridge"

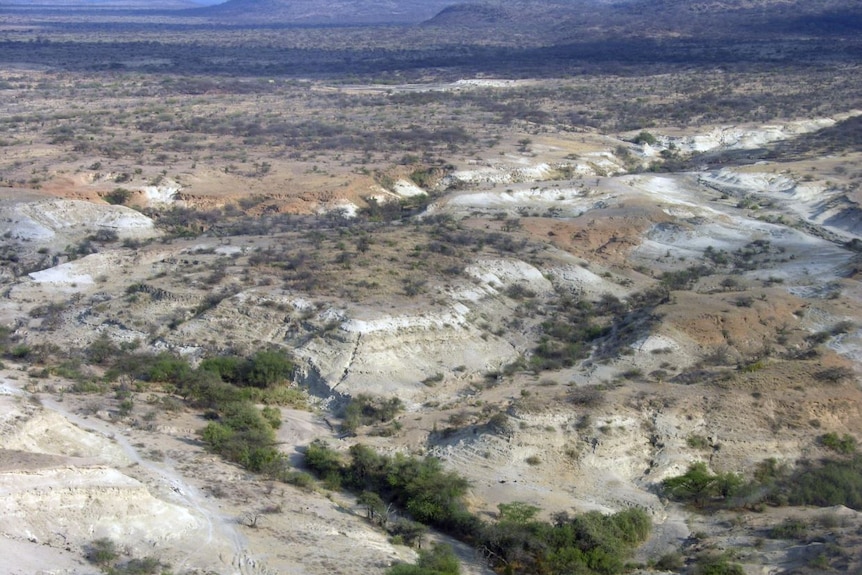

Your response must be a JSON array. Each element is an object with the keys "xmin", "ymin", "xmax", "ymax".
[
  {"xmin": 194, "ymin": 0, "xmax": 467, "ymax": 24},
  {"xmin": 422, "ymin": 0, "xmax": 862, "ymax": 39},
  {"xmin": 2, "ymin": 0, "xmax": 203, "ymax": 7},
  {"xmin": 17, "ymin": 0, "xmax": 855, "ymax": 36}
]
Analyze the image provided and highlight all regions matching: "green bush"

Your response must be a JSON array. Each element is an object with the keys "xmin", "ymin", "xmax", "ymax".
[
  {"xmin": 282, "ymin": 470, "xmax": 315, "ymax": 489},
  {"xmin": 246, "ymin": 349, "xmax": 294, "ymax": 388},
  {"xmin": 85, "ymin": 537, "xmax": 118, "ymax": 566},
  {"xmin": 304, "ymin": 439, "xmax": 345, "ymax": 478},
  {"xmin": 10, "ymin": 344, "xmax": 31, "ymax": 359},
  {"xmin": 87, "ymin": 334, "xmax": 120, "ymax": 365},
  {"xmin": 246, "ymin": 385, "xmax": 308, "ymax": 408},
  {"xmin": 687, "ymin": 435, "xmax": 711, "ymax": 449},
  {"xmin": 261, "ymin": 405, "xmax": 282, "ymax": 429},
  {"xmin": 199, "ymin": 401, "xmax": 283, "ymax": 474},
  {"xmin": 387, "ymin": 543, "xmax": 460, "ymax": 575},
  {"xmin": 654, "ymin": 551, "xmax": 684, "ymax": 571},
  {"xmin": 140, "ymin": 352, "xmax": 193, "ymax": 384},
  {"xmin": 662, "ymin": 462, "xmax": 742, "ymax": 507},
  {"xmin": 660, "ymin": 266, "xmax": 709, "ymax": 291},
  {"xmin": 112, "ymin": 556, "xmax": 165, "ymax": 575},
  {"xmin": 497, "ymin": 501, "xmax": 540, "ymax": 524},
  {"xmin": 769, "ymin": 518, "xmax": 807, "ymax": 540},
  {"xmin": 199, "ymin": 355, "xmax": 247, "ymax": 384},
  {"xmin": 387, "ymin": 518, "xmax": 428, "ymax": 547},
  {"xmin": 184, "ymin": 372, "xmax": 245, "ymax": 409},
  {"xmin": 482, "ymin": 508, "xmax": 651, "ymax": 575},
  {"xmin": 103, "ymin": 188, "xmax": 132, "ymax": 205},
  {"xmin": 305, "ymin": 442, "xmax": 650, "ymax": 575},
  {"xmin": 304, "ymin": 441, "xmax": 476, "ymax": 536},
  {"xmin": 784, "ymin": 455, "xmax": 862, "ymax": 510},
  {"xmin": 820, "ymin": 432, "xmax": 857, "ymax": 454},
  {"xmin": 633, "ymin": 131, "xmax": 657, "ymax": 145},
  {"xmin": 694, "ymin": 553, "xmax": 744, "ymax": 575},
  {"xmin": 199, "ymin": 350, "xmax": 293, "ymax": 388},
  {"xmin": 341, "ymin": 394, "xmax": 403, "ymax": 433}
]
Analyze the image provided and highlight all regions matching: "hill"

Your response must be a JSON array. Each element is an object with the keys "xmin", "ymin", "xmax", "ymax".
[
  {"xmin": 195, "ymin": 0, "xmax": 469, "ymax": 24},
  {"xmin": 422, "ymin": 0, "xmax": 862, "ymax": 39},
  {"xmin": 1, "ymin": 0, "xmax": 200, "ymax": 7}
]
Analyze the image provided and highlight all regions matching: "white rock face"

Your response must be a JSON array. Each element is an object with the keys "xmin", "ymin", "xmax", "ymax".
[
  {"xmin": 140, "ymin": 181, "xmax": 180, "ymax": 206},
  {"xmin": 2, "ymin": 409, "xmax": 130, "ymax": 465},
  {"xmin": 465, "ymin": 258, "xmax": 554, "ymax": 295},
  {"xmin": 0, "ymin": 466, "xmax": 204, "ymax": 547},
  {"xmin": 317, "ymin": 200, "xmax": 360, "ymax": 218},
  {"xmin": 297, "ymin": 307, "xmax": 518, "ymax": 399},
  {"xmin": 0, "ymin": 394, "xmax": 235, "ymax": 573},
  {"xmin": 651, "ymin": 111, "xmax": 861, "ymax": 155},
  {"xmin": 666, "ymin": 118, "xmax": 836, "ymax": 154},
  {"xmin": 544, "ymin": 264, "xmax": 629, "ymax": 300},
  {"xmin": 700, "ymin": 169, "xmax": 797, "ymax": 194},
  {"xmin": 392, "ymin": 179, "xmax": 427, "ymax": 198},
  {"xmin": 453, "ymin": 78, "xmax": 520, "ymax": 88},
  {"xmin": 449, "ymin": 163, "xmax": 556, "ymax": 185},
  {"xmin": 699, "ymin": 168, "xmax": 862, "ymax": 238},
  {"xmin": 27, "ymin": 251, "xmax": 130, "ymax": 286},
  {"xmin": 5, "ymin": 199, "xmax": 158, "ymax": 243}
]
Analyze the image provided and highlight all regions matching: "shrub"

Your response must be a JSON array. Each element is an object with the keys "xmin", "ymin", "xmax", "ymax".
[
  {"xmin": 387, "ymin": 518, "xmax": 429, "ymax": 548},
  {"xmin": 114, "ymin": 556, "xmax": 164, "ymax": 575},
  {"xmin": 304, "ymin": 441, "xmax": 477, "ymax": 537},
  {"xmin": 687, "ymin": 435, "xmax": 711, "ymax": 449},
  {"xmin": 103, "ymin": 188, "xmax": 132, "ymax": 205},
  {"xmin": 261, "ymin": 405, "xmax": 282, "ymax": 429},
  {"xmin": 486, "ymin": 412, "xmax": 512, "ymax": 436},
  {"xmin": 654, "ymin": 551, "xmax": 684, "ymax": 571},
  {"xmin": 695, "ymin": 553, "xmax": 745, "ymax": 575},
  {"xmin": 282, "ymin": 470, "xmax": 315, "ymax": 489},
  {"xmin": 246, "ymin": 349, "xmax": 293, "ymax": 388},
  {"xmin": 85, "ymin": 538, "xmax": 119, "ymax": 566},
  {"xmin": 87, "ymin": 333, "xmax": 120, "ymax": 365},
  {"xmin": 769, "ymin": 518, "xmax": 807, "ymax": 540},
  {"xmin": 140, "ymin": 352, "xmax": 193, "ymax": 384},
  {"xmin": 199, "ymin": 355, "xmax": 247, "ymax": 384},
  {"xmin": 784, "ymin": 455, "xmax": 862, "ymax": 510},
  {"xmin": 421, "ymin": 372, "xmax": 445, "ymax": 386},
  {"xmin": 183, "ymin": 372, "xmax": 244, "ymax": 409},
  {"xmin": 387, "ymin": 543, "xmax": 460, "ymax": 575},
  {"xmin": 303, "ymin": 439, "xmax": 344, "ymax": 478},
  {"xmin": 498, "ymin": 501, "xmax": 540, "ymax": 524},
  {"xmin": 813, "ymin": 366, "xmax": 854, "ymax": 384},
  {"xmin": 10, "ymin": 344, "xmax": 31, "ymax": 359},
  {"xmin": 569, "ymin": 385, "xmax": 605, "ymax": 407},
  {"xmin": 199, "ymin": 402, "xmax": 283, "ymax": 474},
  {"xmin": 820, "ymin": 432, "xmax": 857, "ymax": 454},
  {"xmin": 633, "ymin": 131, "xmax": 657, "ymax": 145},
  {"xmin": 341, "ymin": 394, "xmax": 403, "ymax": 433},
  {"xmin": 305, "ymin": 442, "xmax": 651, "ymax": 575},
  {"xmin": 483, "ymin": 508, "xmax": 651, "ymax": 575},
  {"xmin": 662, "ymin": 462, "xmax": 742, "ymax": 507},
  {"xmin": 198, "ymin": 350, "xmax": 295, "ymax": 389},
  {"xmin": 660, "ymin": 266, "xmax": 709, "ymax": 290}
]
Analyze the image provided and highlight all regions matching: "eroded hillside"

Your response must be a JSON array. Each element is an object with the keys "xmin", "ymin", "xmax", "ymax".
[
  {"xmin": 2, "ymin": 101, "xmax": 862, "ymax": 573},
  {"xmin": 2, "ymin": 2, "xmax": 862, "ymax": 569}
]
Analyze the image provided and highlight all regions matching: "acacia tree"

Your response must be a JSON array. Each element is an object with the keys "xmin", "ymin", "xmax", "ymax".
[
  {"xmin": 357, "ymin": 491, "xmax": 388, "ymax": 526},
  {"xmin": 662, "ymin": 462, "xmax": 742, "ymax": 507},
  {"xmin": 662, "ymin": 462, "xmax": 718, "ymax": 506}
]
